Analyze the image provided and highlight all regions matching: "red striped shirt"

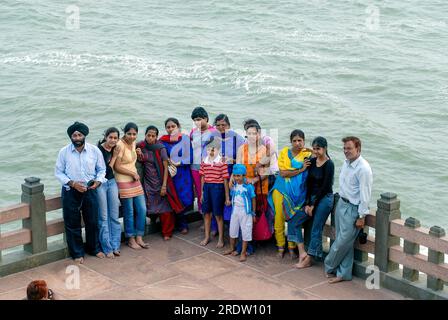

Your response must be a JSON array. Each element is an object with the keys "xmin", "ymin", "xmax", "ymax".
[{"xmin": 199, "ymin": 161, "xmax": 229, "ymax": 183}]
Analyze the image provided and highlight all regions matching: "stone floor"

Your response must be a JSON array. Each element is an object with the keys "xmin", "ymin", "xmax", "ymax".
[{"xmin": 0, "ymin": 221, "xmax": 406, "ymax": 300}]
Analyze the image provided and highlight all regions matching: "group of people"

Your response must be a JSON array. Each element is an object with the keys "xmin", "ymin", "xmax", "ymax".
[{"xmin": 55, "ymin": 106, "xmax": 373, "ymax": 283}]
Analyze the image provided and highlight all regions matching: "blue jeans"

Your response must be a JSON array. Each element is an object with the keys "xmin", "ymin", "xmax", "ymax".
[
  {"xmin": 121, "ymin": 194, "xmax": 146, "ymax": 238},
  {"xmin": 97, "ymin": 179, "xmax": 121, "ymax": 254},
  {"xmin": 307, "ymin": 193, "xmax": 334, "ymax": 258}
]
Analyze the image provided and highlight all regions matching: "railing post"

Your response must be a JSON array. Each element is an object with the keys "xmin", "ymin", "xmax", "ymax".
[
  {"xmin": 354, "ymin": 225, "xmax": 369, "ymax": 263},
  {"xmin": 427, "ymin": 226, "xmax": 445, "ymax": 291},
  {"xmin": 374, "ymin": 192, "xmax": 400, "ymax": 272},
  {"xmin": 21, "ymin": 177, "xmax": 48, "ymax": 254},
  {"xmin": 402, "ymin": 217, "xmax": 420, "ymax": 282}
]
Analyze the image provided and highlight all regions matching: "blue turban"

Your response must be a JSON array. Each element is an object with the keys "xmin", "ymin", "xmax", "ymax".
[{"xmin": 232, "ymin": 164, "xmax": 247, "ymax": 175}]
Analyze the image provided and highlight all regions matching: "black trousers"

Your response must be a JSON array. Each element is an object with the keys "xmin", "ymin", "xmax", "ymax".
[{"xmin": 62, "ymin": 187, "xmax": 100, "ymax": 259}]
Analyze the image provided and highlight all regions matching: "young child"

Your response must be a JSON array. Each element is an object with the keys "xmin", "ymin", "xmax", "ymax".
[
  {"xmin": 223, "ymin": 164, "xmax": 257, "ymax": 262},
  {"xmin": 199, "ymin": 138, "xmax": 230, "ymax": 248}
]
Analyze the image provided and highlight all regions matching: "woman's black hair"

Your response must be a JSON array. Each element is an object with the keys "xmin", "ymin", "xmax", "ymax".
[
  {"xmin": 145, "ymin": 125, "xmax": 159, "ymax": 136},
  {"xmin": 191, "ymin": 106, "xmax": 209, "ymax": 121},
  {"xmin": 243, "ymin": 118, "xmax": 261, "ymax": 131},
  {"xmin": 214, "ymin": 114, "xmax": 230, "ymax": 126},
  {"xmin": 312, "ymin": 136, "xmax": 330, "ymax": 158},
  {"xmin": 290, "ymin": 129, "xmax": 305, "ymax": 142},
  {"xmin": 164, "ymin": 117, "xmax": 180, "ymax": 128},
  {"xmin": 123, "ymin": 122, "xmax": 138, "ymax": 134},
  {"xmin": 98, "ymin": 127, "xmax": 120, "ymax": 147}
]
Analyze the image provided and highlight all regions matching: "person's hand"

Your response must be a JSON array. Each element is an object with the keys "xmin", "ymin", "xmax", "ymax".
[
  {"xmin": 303, "ymin": 159, "xmax": 311, "ymax": 170},
  {"xmin": 136, "ymin": 148, "xmax": 142, "ymax": 158},
  {"xmin": 228, "ymin": 176, "xmax": 235, "ymax": 189},
  {"xmin": 355, "ymin": 217, "xmax": 365, "ymax": 229},
  {"xmin": 88, "ymin": 181, "xmax": 101, "ymax": 190},
  {"xmin": 306, "ymin": 205, "xmax": 314, "ymax": 216},
  {"xmin": 160, "ymin": 185, "xmax": 167, "ymax": 197},
  {"xmin": 225, "ymin": 199, "xmax": 231, "ymax": 206},
  {"xmin": 253, "ymin": 216, "xmax": 257, "ymax": 224},
  {"xmin": 113, "ymin": 144, "xmax": 121, "ymax": 156},
  {"xmin": 73, "ymin": 181, "xmax": 87, "ymax": 193},
  {"xmin": 132, "ymin": 173, "xmax": 140, "ymax": 181}
]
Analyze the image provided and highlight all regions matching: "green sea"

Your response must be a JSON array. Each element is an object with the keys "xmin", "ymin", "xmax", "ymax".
[{"xmin": 1, "ymin": 0, "xmax": 447, "ymax": 232}]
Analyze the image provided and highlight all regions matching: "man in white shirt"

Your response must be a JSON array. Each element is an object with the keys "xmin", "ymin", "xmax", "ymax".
[{"xmin": 324, "ymin": 136, "xmax": 373, "ymax": 283}]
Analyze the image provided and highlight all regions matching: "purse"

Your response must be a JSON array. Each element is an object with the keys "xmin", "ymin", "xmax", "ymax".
[{"xmin": 167, "ymin": 159, "xmax": 177, "ymax": 177}]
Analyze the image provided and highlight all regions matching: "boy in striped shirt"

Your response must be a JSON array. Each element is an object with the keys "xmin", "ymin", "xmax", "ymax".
[{"xmin": 199, "ymin": 138, "xmax": 231, "ymax": 248}]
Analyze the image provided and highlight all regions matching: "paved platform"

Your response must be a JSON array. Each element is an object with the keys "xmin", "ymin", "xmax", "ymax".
[{"xmin": 0, "ymin": 221, "xmax": 406, "ymax": 300}]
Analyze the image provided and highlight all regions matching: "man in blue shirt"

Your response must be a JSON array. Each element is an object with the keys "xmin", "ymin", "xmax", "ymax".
[
  {"xmin": 55, "ymin": 122, "xmax": 107, "ymax": 264},
  {"xmin": 324, "ymin": 136, "xmax": 373, "ymax": 283}
]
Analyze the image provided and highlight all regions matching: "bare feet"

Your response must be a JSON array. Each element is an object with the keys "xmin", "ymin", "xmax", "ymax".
[
  {"xmin": 128, "ymin": 237, "xmax": 142, "ymax": 250},
  {"xmin": 74, "ymin": 257, "xmax": 84, "ymax": 264},
  {"xmin": 223, "ymin": 249, "xmax": 236, "ymax": 255},
  {"xmin": 231, "ymin": 251, "xmax": 239, "ymax": 256},
  {"xmin": 216, "ymin": 240, "xmax": 224, "ymax": 248},
  {"xmin": 96, "ymin": 252, "xmax": 106, "ymax": 259},
  {"xmin": 163, "ymin": 236, "xmax": 171, "ymax": 241},
  {"xmin": 106, "ymin": 252, "xmax": 115, "ymax": 259},
  {"xmin": 180, "ymin": 228, "xmax": 188, "ymax": 235},
  {"xmin": 328, "ymin": 277, "xmax": 347, "ymax": 284},
  {"xmin": 295, "ymin": 255, "xmax": 312, "ymax": 269},
  {"xmin": 200, "ymin": 238, "xmax": 210, "ymax": 246},
  {"xmin": 240, "ymin": 253, "xmax": 247, "ymax": 262},
  {"xmin": 113, "ymin": 251, "xmax": 121, "ymax": 256}
]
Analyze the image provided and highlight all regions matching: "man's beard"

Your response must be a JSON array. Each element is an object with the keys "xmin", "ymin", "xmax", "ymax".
[{"xmin": 71, "ymin": 138, "xmax": 85, "ymax": 147}]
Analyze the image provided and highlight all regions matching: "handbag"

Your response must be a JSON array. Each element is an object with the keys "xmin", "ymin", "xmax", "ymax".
[{"xmin": 167, "ymin": 159, "xmax": 177, "ymax": 177}]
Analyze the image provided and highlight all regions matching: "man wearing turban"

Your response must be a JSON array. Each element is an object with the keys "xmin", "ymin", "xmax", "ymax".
[{"xmin": 55, "ymin": 121, "xmax": 107, "ymax": 263}]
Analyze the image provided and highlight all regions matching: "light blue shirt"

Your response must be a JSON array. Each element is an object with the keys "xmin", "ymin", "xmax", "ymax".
[
  {"xmin": 339, "ymin": 155, "xmax": 373, "ymax": 217},
  {"xmin": 55, "ymin": 142, "xmax": 107, "ymax": 190}
]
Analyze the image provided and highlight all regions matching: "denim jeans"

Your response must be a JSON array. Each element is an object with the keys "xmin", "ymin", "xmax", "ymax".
[
  {"xmin": 97, "ymin": 179, "xmax": 121, "ymax": 254},
  {"xmin": 121, "ymin": 194, "xmax": 146, "ymax": 238},
  {"xmin": 62, "ymin": 187, "xmax": 100, "ymax": 259},
  {"xmin": 287, "ymin": 210, "xmax": 310, "ymax": 244},
  {"xmin": 307, "ymin": 193, "xmax": 334, "ymax": 258}
]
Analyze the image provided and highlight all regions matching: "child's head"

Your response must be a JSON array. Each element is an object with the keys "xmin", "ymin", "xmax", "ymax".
[
  {"xmin": 232, "ymin": 164, "xmax": 247, "ymax": 184},
  {"xmin": 191, "ymin": 106, "xmax": 209, "ymax": 130},
  {"xmin": 205, "ymin": 137, "xmax": 221, "ymax": 159}
]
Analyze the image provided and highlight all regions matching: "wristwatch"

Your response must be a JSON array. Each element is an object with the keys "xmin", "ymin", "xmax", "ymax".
[{"xmin": 358, "ymin": 214, "xmax": 366, "ymax": 219}]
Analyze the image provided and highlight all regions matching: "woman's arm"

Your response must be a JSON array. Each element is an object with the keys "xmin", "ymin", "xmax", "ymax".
[{"xmin": 161, "ymin": 159, "xmax": 168, "ymax": 196}]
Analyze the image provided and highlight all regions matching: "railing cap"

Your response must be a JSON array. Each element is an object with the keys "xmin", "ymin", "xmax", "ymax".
[
  {"xmin": 380, "ymin": 192, "xmax": 397, "ymax": 200},
  {"xmin": 404, "ymin": 217, "xmax": 421, "ymax": 229},
  {"xmin": 24, "ymin": 177, "xmax": 41, "ymax": 185},
  {"xmin": 429, "ymin": 226, "xmax": 446, "ymax": 238}
]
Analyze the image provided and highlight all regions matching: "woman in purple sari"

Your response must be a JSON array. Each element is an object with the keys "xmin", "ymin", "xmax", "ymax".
[{"xmin": 160, "ymin": 118, "xmax": 194, "ymax": 234}]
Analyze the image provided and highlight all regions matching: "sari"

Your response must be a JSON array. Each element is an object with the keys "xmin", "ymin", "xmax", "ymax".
[{"xmin": 268, "ymin": 146, "xmax": 312, "ymax": 223}]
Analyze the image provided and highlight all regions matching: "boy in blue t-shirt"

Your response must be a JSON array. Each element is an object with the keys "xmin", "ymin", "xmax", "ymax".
[{"xmin": 223, "ymin": 164, "xmax": 256, "ymax": 262}]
